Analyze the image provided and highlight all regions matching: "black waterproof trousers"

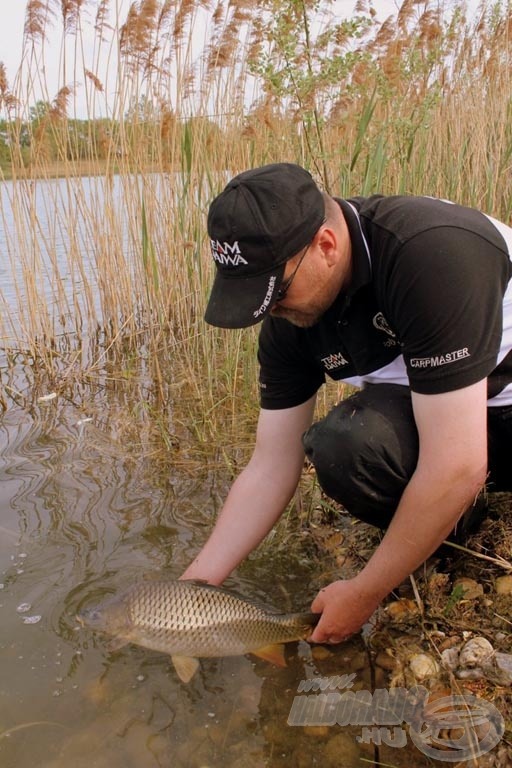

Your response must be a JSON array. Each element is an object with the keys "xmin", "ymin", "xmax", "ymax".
[{"xmin": 302, "ymin": 384, "xmax": 512, "ymax": 530}]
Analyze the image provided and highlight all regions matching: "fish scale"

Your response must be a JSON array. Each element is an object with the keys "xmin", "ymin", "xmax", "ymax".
[
  {"xmin": 78, "ymin": 578, "xmax": 319, "ymax": 682},
  {"xmin": 125, "ymin": 580, "xmax": 312, "ymax": 656}
]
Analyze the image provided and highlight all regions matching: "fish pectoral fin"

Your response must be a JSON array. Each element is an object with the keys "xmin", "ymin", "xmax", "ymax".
[
  {"xmin": 250, "ymin": 643, "xmax": 287, "ymax": 668},
  {"xmin": 106, "ymin": 637, "xmax": 129, "ymax": 652},
  {"xmin": 171, "ymin": 655, "xmax": 200, "ymax": 683}
]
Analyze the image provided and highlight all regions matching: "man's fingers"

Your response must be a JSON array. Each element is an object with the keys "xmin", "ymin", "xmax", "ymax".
[{"xmin": 311, "ymin": 586, "xmax": 329, "ymax": 614}]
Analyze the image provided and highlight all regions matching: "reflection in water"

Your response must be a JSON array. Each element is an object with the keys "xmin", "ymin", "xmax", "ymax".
[{"xmin": 0, "ymin": 400, "xmax": 433, "ymax": 768}]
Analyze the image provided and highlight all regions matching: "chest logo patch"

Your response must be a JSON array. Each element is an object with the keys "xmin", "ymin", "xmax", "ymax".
[
  {"xmin": 373, "ymin": 312, "xmax": 399, "ymax": 347},
  {"xmin": 373, "ymin": 312, "xmax": 396, "ymax": 337},
  {"xmin": 321, "ymin": 352, "xmax": 349, "ymax": 370}
]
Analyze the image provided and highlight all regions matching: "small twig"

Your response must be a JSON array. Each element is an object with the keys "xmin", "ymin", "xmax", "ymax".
[
  {"xmin": 493, "ymin": 612, "xmax": 512, "ymax": 627},
  {"xmin": 409, "ymin": 572, "xmax": 424, "ymax": 616},
  {"xmin": 441, "ymin": 540, "xmax": 512, "ymax": 571}
]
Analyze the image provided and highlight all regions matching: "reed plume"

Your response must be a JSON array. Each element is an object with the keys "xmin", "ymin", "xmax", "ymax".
[
  {"xmin": 50, "ymin": 85, "xmax": 73, "ymax": 119},
  {"xmin": 61, "ymin": 0, "xmax": 87, "ymax": 32},
  {"xmin": 0, "ymin": 63, "xmax": 9, "ymax": 102},
  {"xmin": 24, "ymin": 0, "xmax": 55, "ymax": 42},
  {"xmin": 84, "ymin": 69, "xmax": 104, "ymax": 91},
  {"xmin": 94, "ymin": 0, "xmax": 111, "ymax": 35}
]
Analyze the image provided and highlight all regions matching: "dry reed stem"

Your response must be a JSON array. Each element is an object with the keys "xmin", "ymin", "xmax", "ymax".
[
  {"xmin": 442, "ymin": 541, "xmax": 512, "ymax": 572},
  {"xmin": 2, "ymin": 0, "xmax": 512, "ymax": 441}
]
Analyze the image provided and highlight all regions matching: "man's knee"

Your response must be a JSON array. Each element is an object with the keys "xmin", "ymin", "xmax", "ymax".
[{"xmin": 302, "ymin": 385, "xmax": 419, "ymax": 525}]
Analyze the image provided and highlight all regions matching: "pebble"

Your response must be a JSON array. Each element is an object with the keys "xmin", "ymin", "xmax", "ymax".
[
  {"xmin": 374, "ymin": 650, "xmax": 397, "ymax": 671},
  {"xmin": 384, "ymin": 598, "xmax": 419, "ymax": 622},
  {"xmin": 440, "ymin": 646, "xmax": 459, "ymax": 671},
  {"xmin": 495, "ymin": 575, "xmax": 512, "ymax": 595},
  {"xmin": 311, "ymin": 646, "xmax": 332, "ymax": 661},
  {"xmin": 438, "ymin": 635, "xmax": 460, "ymax": 652},
  {"xmin": 22, "ymin": 615, "xmax": 42, "ymax": 624},
  {"xmin": 236, "ymin": 684, "xmax": 260, "ymax": 715},
  {"xmin": 451, "ymin": 638, "xmax": 512, "ymax": 685},
  {"xmin": 453, "ymin": 577, "xmax": 484, "ymax": 599},
  {"xmin": 493, "ymin": 652, "xmax": 512, "ymax": 685},
  {"xmin": 324, "ymin": 732, "xmax": 362, "ymax": 766},
  {"xmin": 458, "ymin": 637, "xmax": 494, "ymax": 668},
  {"xmin": 409, "ymin": 653, "xmax": 440, "ymax": 682},
  {"xmin": 349, "ymin": 651, "xmax": 368, "ymax": 672}
]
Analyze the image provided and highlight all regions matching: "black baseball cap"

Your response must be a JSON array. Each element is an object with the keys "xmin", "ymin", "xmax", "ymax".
[{"xmin": 204, "ymin": 163, "xmax": 325, "ymax": 328}]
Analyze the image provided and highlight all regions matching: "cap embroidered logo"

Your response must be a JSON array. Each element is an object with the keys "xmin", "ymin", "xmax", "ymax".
[
  {"xmin": 253, "ymin": 275, "xmax": 277, "ymax": 319},
  {"xmin": 210, "ymin": 240, "xmax": 248, "ymax": 266}
]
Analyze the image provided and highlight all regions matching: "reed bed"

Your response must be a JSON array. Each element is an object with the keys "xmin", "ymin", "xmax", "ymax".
[{"xmin": 0, "ymin": 0, "xmax": 511, "ymax": 464}]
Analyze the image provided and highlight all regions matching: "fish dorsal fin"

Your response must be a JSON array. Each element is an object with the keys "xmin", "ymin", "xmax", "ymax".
[
  {"xmin": 171, "ymin": 655, "xmax": 200, "ymax": 683},
  {"xmin": 250, "ymin": 643, "xmax": 287, "ymax": 668}
]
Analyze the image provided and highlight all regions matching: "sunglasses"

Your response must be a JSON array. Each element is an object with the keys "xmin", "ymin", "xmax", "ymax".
[{"xmin": 275, "ymin": 243, "xmax": 311, "ymax": 302}]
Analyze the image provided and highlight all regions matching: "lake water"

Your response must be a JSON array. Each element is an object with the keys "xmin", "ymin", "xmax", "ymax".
[
  {"xmin": 0, "ymin": 389, "xmax": 418, "ymax": 768},
  {"xmin": 0, "ymin": 176, "xmax": 443, "ymax": 767}
]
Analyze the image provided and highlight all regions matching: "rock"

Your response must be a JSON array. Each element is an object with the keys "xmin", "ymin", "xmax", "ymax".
[
  {"xmin": 374, "ymin": 650, "xmax": 397, "ymax": 671},
  {"xmin": 349, "ymin": 651, "xmax": 368, "ymax": 672},
  {"xmin": 409, "ymin": 653, "xmax": 440, "ymax": 682},
  {"xmin": 440, "ymin": 647, "xmax": 459, "ymax": 671},
  {"xmin": 458, "ymin": 637, "xmax": 494, "ymax": 668},
  {"xmin": 453, "ymin": 577, "xmax": 484, "ymax": 599},
  {"xmin": 312, "ymin": 645, "xmax": 332, "ymax": 661},
  {"xmin": 438, "ymin": 635, "xmax": 461, "ymax": 652},
  {"xmin": 485, "ymin": 651, "xmax": 512, "ymax": 686},
  {"xmin": 385, "ymin": 598, "xmax": 419, "ymax": 622},
  {"xmin": 237, "ymin": 684, "xmax": 260, "ymax": 715},
  {"xmin": 456, "ymin": 667, "xmax": 485, "ymax": 680},
  {"xmin": 324, "ymin": 732, "xmax": 362, "ymax": 766},
  {"xmin": 495, "ymin": 575, "xmax": 512, "ymax": 595}
]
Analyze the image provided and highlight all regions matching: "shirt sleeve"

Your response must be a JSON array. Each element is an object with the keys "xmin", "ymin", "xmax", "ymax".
[
  {"xmin": 257, "ymin": 317, "xmax": 325, "ymax": 409},
  {"xmin": 386, "ymin": 226, "xmax": 511, "ymax": 394}
]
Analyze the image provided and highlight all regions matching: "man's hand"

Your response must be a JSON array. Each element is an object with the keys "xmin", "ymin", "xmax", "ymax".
[{"xmin": 309, "ymin": 578, "xmax": 380, "ymax": 644}]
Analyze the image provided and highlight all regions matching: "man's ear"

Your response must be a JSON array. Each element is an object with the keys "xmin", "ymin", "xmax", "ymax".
[{"xmin": 315, "ymin": 225, "xmax": 338, "ymax": 267}]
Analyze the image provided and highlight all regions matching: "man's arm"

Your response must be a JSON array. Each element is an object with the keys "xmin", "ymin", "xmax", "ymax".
[
  {"xmin": 181, "ymin": 394, "xmax": 317, "ymax": 584},
  {"xmin": 310, "ymin": 379, "xmax": 489, "ymax": 643}
]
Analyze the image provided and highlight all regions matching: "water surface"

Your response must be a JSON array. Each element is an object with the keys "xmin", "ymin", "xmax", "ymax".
[{"xmin": 0, "ymin": 175, "xmax": 435, "ymax": 767}]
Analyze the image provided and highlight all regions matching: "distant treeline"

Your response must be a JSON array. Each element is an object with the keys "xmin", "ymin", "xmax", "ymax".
[{"xmin": 0, "ymin": 99, "xmax": 230, "ymax": 174}]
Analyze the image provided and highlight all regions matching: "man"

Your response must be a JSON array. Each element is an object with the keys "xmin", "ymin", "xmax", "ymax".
[{"xmin": 182, "ymin": 162, "xmax": 512, "ymax": 644}]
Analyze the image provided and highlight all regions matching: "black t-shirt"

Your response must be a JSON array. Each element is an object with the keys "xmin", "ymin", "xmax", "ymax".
[{"xmin": 258, "ymin": 195, "xmax": 512, "ymax": 409}]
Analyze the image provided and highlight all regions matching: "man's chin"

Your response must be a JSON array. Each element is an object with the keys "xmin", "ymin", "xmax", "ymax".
[{"xmin": 270, "ymin": 306, "xmax": 320, "ymax": 328}]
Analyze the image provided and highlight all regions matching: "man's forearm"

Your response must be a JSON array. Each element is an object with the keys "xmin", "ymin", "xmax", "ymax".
[
  {"xmin": 353, "ymin": 467, "xmax": 485, "ymax": 602},
  {"xmin": 181, "ymin": 461, "xmax": 301, "ymax": 584},
  {"xmin": 310, "ymin": 465, "xmax": 486, "ymax": 643},
  {"xmin": 181, "ymin": 397, "xmax": 316, "ymax": 585}
]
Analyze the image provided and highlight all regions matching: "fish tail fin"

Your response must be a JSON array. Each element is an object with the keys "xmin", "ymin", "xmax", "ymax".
[
  {"xmin": 282, "ymin": 611, "xmax": 321, "ymax": 639},
  {"xmin": 288, "ymin": 611, "xmax": 321, "ymax": 627}
]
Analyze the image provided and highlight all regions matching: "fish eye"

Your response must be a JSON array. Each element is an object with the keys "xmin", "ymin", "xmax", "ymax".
[{"xmin": 78, "ymin": 607, "xmax": 102, "ymax": 624}]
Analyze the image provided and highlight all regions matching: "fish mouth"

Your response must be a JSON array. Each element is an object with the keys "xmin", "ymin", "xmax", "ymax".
[{"xmin": 76, "ymin": 607, "xmax": 103, "ymax": 628}]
